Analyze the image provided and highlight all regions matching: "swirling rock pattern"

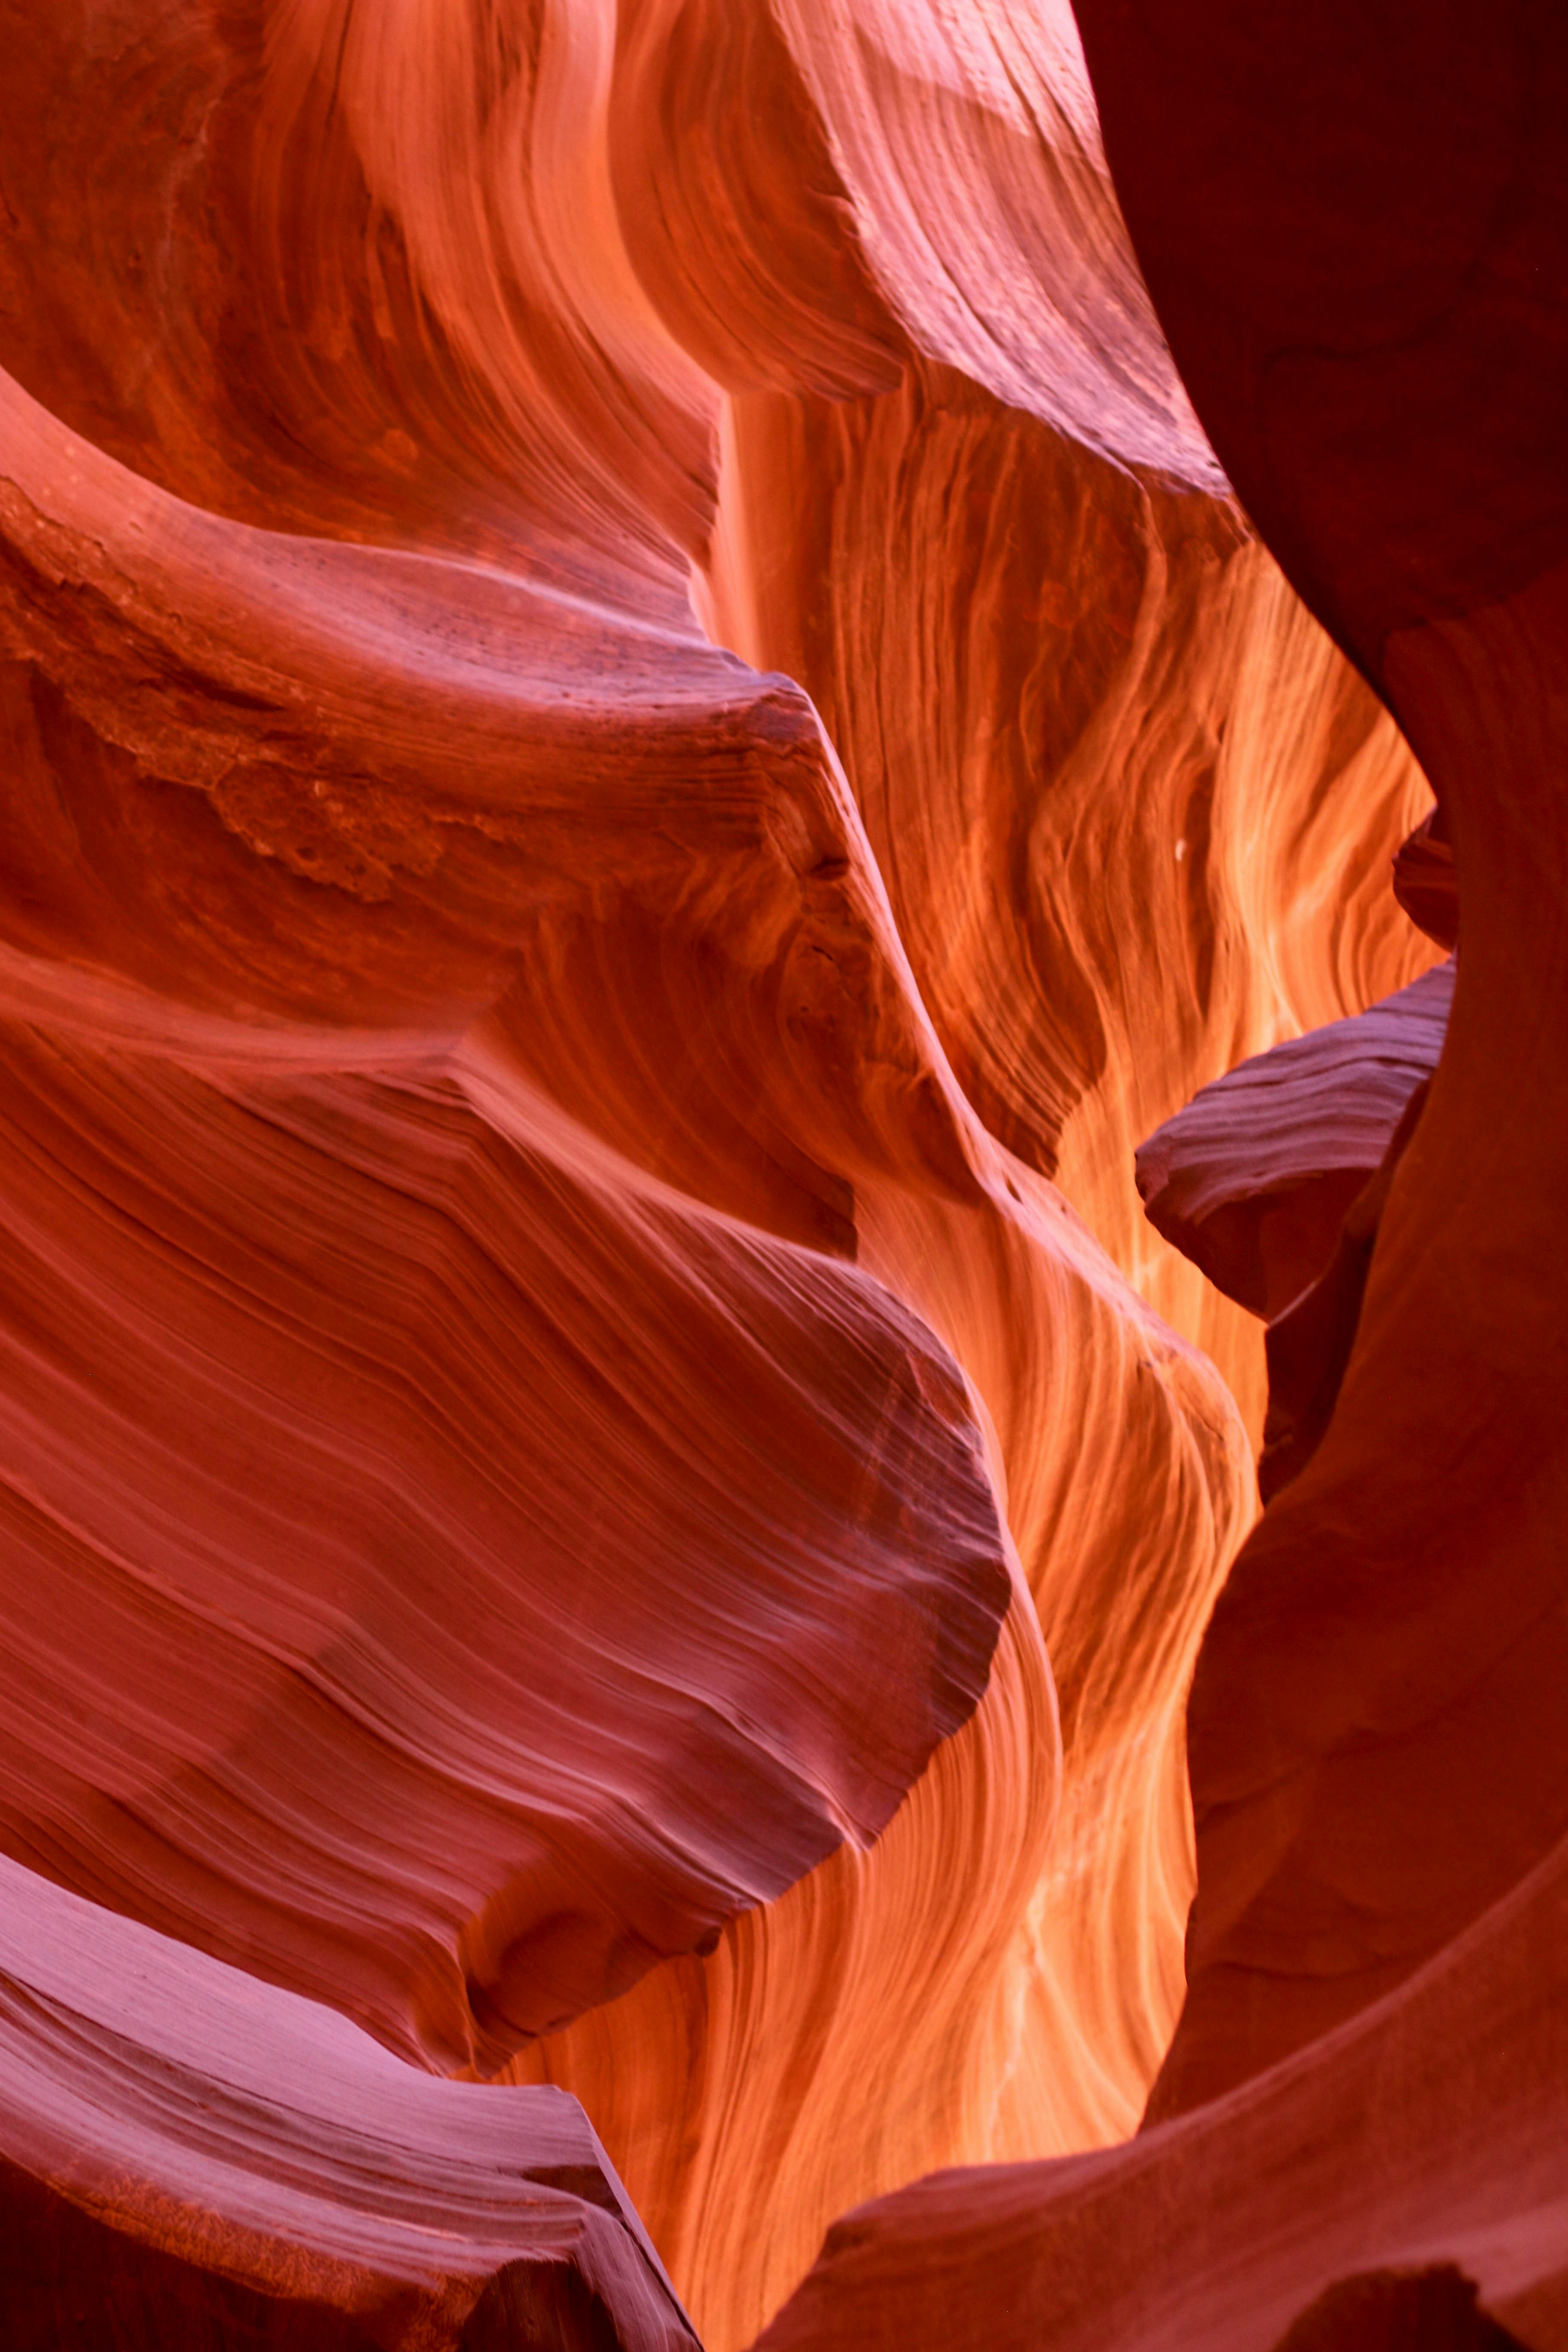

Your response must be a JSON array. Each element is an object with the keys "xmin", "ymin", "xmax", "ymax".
[
  {"xmin": 703, "ymin": 361, "xmax": 1433, "ymax": 1462},
  {"xmin": 0, "ymin": 1006, "xmax": 1011, "ymax": 2071},
  {"xmin": 1, "ymin": 0, "xmax": 1539, "ymax": 2345}
]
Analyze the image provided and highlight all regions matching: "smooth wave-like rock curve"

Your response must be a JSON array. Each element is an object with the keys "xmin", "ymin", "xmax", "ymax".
[
  {"xmin": 515, "ymin": 289, "xmax": 1432, "ymax": 2352},
  {"xmin": 767, "ymin": 0, "xmax": 1218, "ymax": 479},
  {"xmin": 0, "ymin": 346, "xmax": 1029, "ymax": 2088},
  {"xmin": 0, "ymin": 1851, "xmax": 696, "ymax": 2350},
  {"xmin": 0, "ymin": 6, "xmax": 1233, "ymax": 2329},
  {"xmin": 701, "ymin": 358, "xmax": 1435, "ymax": 1457},
  {"xmin": 509, "ymin": 1134, "xmax": 1256, "ymax": 2345},
  {"xmin": 0, "ymin": 0, "xmax": 1491, "ymax": 2342},
  {"xmin": 0, "ymin": 1012, "xmax": 1010, "ymax": 2072}
]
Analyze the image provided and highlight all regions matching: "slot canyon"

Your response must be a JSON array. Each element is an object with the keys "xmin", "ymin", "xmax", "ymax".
[{"xmin": 0, "ymin": 0, "xmax": 1563, "ymax": 2345}]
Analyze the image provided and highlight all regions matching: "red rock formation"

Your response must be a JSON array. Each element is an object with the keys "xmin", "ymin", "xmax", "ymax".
[
  {"xmin": 0, "ymin": 1, "xmax": 1238, "ymax": 2330},
  {"xmin": 0, "ymin": 1007, "xmax": 1013, "ymax": 2069},
  {"xmin": 0, "ymin": 1853, "xmax": 695, "ymax": 2349},
  {"xmin": 1136, "ymin": 959, "xmax": 1451, "ymax": 1319},
  {"xmin": 1253, "ymin": 1069, "xmax": 1433, "ymax": 1504},
  {"xmin": 1271, "ymin": 2270, "xmax": 1529, "ymax": 2352},
  {"xmin": 753, "ymin": 1816, "xmax": 1568, "ymax": 2352},
  {"xmin": 1070, "ymin": 0, "xmax": 1568, "ymax": 2119},
  {"xmin": 1, "ymin": 0, "xmax": 1531, "ymax": 2343},
  {"xmin": 703, "ymin": 364, "xmax": 1433, "ymax": 1456},
  {"xmin": 1393, "ymin": 805, "xmax": 1460, "ymax": 954}
]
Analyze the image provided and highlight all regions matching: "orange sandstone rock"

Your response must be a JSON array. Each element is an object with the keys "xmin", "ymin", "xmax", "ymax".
[{"xmin": 752, "ymin": 1818, "xmax": 1568, "ymax": 2352}]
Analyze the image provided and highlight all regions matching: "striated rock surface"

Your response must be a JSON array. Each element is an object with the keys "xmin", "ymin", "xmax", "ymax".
[
  {"xmin": 702, "ymin": 362, "xmax": 1434, "ymax": 1464},
  {"xmin": 0, "ymin": 0, "xmax": 1259, "ymax": 2333},
  {"xmin": 2, "ymin": 0, "xmax": 1544, "ymax": 2344},
  {"xmin": 753, "ymin": 1816, "xmax": 1568, "ymax": 2352},
  {"xmin": 1136, "ymin": 959, "xmax": 1452, "ymax": 1324},
  {"xmin": 0, "ymin": 998, "xmax": 1011, "ymax": 2072},
  {"xmin": 0, "ymin": 1852, "xmax": 695, "ymax": 2349}
]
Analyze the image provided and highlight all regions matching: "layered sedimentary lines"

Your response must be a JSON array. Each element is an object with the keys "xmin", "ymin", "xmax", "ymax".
[
  {"xmin": 1136, "ymin": 958, "xmax": 1452, "ymax": 1323},
  {"xmin": 0, "ymin": 1853, "xmax": 698, "ymax": 2349},
  {"xmin": 0, "ymin": 1024, "xmax": 1013, "ymax": 2070},
  {"xmin": 702, "ymin": 365, "xmax": 1434, "ymax": 1462},
  {"xmin": 0, "ymin": 0, "xmax": 1530, "ymax": 2347}
]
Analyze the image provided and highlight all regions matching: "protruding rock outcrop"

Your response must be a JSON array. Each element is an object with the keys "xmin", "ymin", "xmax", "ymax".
[
  {"xmin": 0, "ymin": 1012, "xmax": 1013, "ymax": 2073},
  {"xmin": 1137, "ymin": 957, "xmax": 1456, "ymax": 1500},
  {"xmin": 0, "ymin": 1854, "xmax": 697, "ymax": 2350},
  {"xmin": 1136, "ymin": 960, "xmax": 1452, "ymax": 1324}
]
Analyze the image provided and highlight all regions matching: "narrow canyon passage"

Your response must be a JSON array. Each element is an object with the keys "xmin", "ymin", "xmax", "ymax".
[{"xmin": 0, "ymin": 2, "xmax": 1561, "ymax": 2349}]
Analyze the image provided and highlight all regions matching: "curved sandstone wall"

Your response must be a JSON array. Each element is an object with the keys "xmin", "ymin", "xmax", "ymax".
[{"xmin": 0, "ymin": 1, "xmax": 1543, "ymax": 2347}]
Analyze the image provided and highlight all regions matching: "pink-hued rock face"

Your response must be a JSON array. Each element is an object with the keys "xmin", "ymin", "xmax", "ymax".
[
  {"xmin": 2, "ymin": 0, "xmax": 1559, "ymax": 2345},
  {"xmin": 0, "ymin": 1852, "xmax": 698, "ymax": 2349},
  {"xmin": 1136, "ymin": 960, "xmax": 1453, "ymax": 1325},
  {"xmin": 0, "ymin": 1017, "xmax": 1011, "ymax": 2070}
]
